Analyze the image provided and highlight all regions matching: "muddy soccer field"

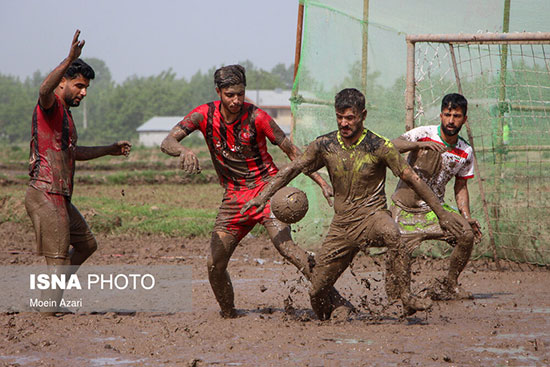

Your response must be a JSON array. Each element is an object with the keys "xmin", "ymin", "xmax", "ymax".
[{"xmin": 1, "ymin": 149, "xmax": 549, "ymax": 367}]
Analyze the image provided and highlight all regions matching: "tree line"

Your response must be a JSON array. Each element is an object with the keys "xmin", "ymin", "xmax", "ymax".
[{"xmin": 0, "ymin": 60, "xmax": 295, "ymax": 145}]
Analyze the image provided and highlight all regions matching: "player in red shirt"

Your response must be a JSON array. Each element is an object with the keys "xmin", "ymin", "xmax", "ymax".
[
  {"xmin": 161, "ymin": 65, "xmax": 334, "ymax": 318},
  {"xmin": 25, "ymin": 30, "xmax": 131, "ymax": 315}
]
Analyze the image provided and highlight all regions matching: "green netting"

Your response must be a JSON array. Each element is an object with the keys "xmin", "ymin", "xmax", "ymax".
[
  {"xmin": 290, "ymin": 0, "xmax": 550, "ymax": 264},
  {"xmin": 412, "ymin": 41, "xmax": 550, "ymax": 265},
  {"xmin": 290, "ymin": 0, "xmax": 367, "ymax": 247}
]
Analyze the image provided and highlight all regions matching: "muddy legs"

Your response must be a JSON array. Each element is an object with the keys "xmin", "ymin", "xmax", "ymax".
[
  {"xmin": 207, "ymin": 232, "xmax": 239, "ymax": 318},
  {"xmin": 429, "ymin": 228, "xmax": 475, "ymax": 300},
  {"xmin": 264, "ymin": 220, "xmax": 313, "ymax": 280},
  {"xmin": 386, "ymin": 238, "xmax": 432, "ymax": 316}
]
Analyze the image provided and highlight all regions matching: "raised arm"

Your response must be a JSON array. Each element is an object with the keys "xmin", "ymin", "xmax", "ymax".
[
  {"xmin": 454, "ymin": 178, "xmax": 482, "ymax": 241},
  {"xmin": 391, "ymin": 136, "xmax": 446, "ymax": 154},
  {"xmin": 278, "ymin": 137, "xmax": 333, "ymax": 206},
  {"xmin": 75, "ymin": 141, "xmax": 131, "ymax": 161},
  {"xmin": 39, "ymin": 30, "xmax": 85, "ymax": 109},
  {"xmin": 160, "ymin": 114, "xmax": 202, "ymax": 174}
]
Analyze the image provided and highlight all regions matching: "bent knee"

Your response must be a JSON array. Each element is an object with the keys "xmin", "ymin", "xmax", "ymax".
[
  {"xmin": 380, "ymin": 226, "xmax": 401, "ymax": 247},
  {"xmin": 458, "ymin": 227, "xmax": 475, "ymax": 248},
  {"xmin": 75, "ymin": 238, "xmax": 97, "ymax": 256},
  {"xmin": 206, "ymin": 256, "xmax": 228, "ymax": 275}
]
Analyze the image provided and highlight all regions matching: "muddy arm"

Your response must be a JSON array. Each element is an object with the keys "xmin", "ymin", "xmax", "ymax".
[
  {"xmin": 240, "ymin": 162, "xmax": 304, "ymax": 214},
  {"xmin": 392, "ymin": 136, "xmax": 446, "ymax": 154},
  {"xmin": 160, "ymin": 125, "xmax": 200, "ymax": 174},
  {"xmin": 278, "ymin": 137, "xmax": 333, "ymax": 206},
  {"xmin": 39, "ymin": 30, "xmax": 84, "ymax": 110},
  {"xmin": 399, "ymin": 166, "xmax": 464, "ymax": 237},
  {"xmin": 75, "ymin": 141, "xmax": 131, "ymax": 161},
  {"xmin": 241, "ymin": 143, "xmax": 320, "ymax": 214},
  {"xmin": 455, "ymin": 178, "xmax": 482, "ymax": 240}
]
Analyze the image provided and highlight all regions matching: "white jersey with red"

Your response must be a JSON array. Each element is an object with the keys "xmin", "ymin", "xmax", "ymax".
[{"xmin": 401, "ymin": 125, "xmax": 474, "ymax": 204}]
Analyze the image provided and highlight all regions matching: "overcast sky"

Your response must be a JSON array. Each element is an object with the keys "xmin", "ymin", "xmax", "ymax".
[
  {"xmin": 1, "ymin": 0, "xmax": 549, "ymax": 85},
  {"xmin": 0, "ymin": 0, "xmax": 299, "ymax": 83}
]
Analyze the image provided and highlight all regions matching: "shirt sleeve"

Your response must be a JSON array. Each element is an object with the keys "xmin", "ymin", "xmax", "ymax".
[
  {"xmin": 177, "ymin": 106, "xmax": 205, "ymax": 136},
  {"xmin": 38, "ymin": 96, "xmax": 60, "ymax": 116},
  {"xmin": 254, "ymin": 109, "xmax": 286, "ymax": 145},
  {"xmin": 457, "ymin": 149, "xmax": 475, "ymax": 179},
  {"xmin": 401, "ymin": 125, "xmax": 430, "ymax": 143}
]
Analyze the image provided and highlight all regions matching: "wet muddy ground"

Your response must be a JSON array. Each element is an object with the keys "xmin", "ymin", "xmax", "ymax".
[{"xmin": 1, "ymin": 221, "xmax": 549, "ymax": 366}]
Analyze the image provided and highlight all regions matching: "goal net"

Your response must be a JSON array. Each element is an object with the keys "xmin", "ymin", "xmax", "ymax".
[{"xmin": 406, "ymin": 32, "xmax": 550, "ymax": 265}]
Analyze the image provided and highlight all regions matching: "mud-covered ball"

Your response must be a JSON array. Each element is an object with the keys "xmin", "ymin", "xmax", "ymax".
[{"xmin": 270, "ymin": 186, "xmax": 309, "ymax": 224}]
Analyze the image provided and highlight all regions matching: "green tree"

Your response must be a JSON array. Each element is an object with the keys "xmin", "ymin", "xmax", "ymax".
[
  {"xmin": 270, "ymin": 63, "xmax": 295, "ymax": 89},
  {"xmin": 0, "ymin": 74, "xmax": 35, "ymax": 143}
]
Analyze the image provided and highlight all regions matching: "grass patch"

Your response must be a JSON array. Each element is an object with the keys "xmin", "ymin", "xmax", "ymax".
[
  {"xmin": 70, "ymin": 184, "xmax": 223, "ymax": 237},
  {"xmin": 0, "ymin": 183, "xmax": 227, "ymax": 238},
  {"xmin": 0, "ymin": 190, "xmax": 28, "ymax": 224},
  {"xmin": 0, "ymin": 143, "xmax": 27, "ymax": 163}
]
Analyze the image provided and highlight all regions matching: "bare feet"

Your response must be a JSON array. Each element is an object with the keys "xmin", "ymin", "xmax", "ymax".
[
  {"xmin": 219, "ymin": 308, "xmax": 245, "ymax": 319},
  {"xmin": 428, "ymin": 278, "xmax": 473, "ymax": 301},
  {"xmin": 330, "ymin": 305, "xmax": 354, "ymax": 323},
  {"xmin": 402, "ymin": 295, "xmax": 433, "ymax": 316}
]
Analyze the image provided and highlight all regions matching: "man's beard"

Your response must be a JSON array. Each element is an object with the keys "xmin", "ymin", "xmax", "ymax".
[
  {"xmin": 66, "ymin": 96, "xmax": 81, "ymax": 107},
  {"xmin": 441, "ymin": 124, "xmax": 462, "ymax": 137}
]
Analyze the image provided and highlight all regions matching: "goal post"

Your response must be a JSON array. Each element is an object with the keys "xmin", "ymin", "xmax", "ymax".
[{"xmin": 405, "ymin": 32, "xmax": 550, "ymax": 265}]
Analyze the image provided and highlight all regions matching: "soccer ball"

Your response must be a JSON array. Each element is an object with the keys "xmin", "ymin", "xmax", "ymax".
[{"xmin": 270, "ymin": 186, "xmax": 309, "ymax": 224}]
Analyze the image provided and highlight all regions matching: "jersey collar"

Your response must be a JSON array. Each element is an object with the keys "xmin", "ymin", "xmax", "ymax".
[
  {"xmin": 218, "ymin": 101, "xmax": 245, "ymax": 125},
  {"xmin": 337, "ymin": 129, "xmax": 367, "ymax": 150},
  {"xmin": 438, "ymin": 125, "xmax": 457, "ymax": 148}
]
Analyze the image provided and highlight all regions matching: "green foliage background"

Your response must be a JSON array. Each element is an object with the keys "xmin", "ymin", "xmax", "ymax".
[{"xmin": 0, "ymin": 60, "xmax": 295, "ymax": 145}]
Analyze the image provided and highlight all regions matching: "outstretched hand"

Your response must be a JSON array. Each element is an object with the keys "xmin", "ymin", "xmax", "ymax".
[
  {"xmin": 111, "ymin": 141, "xmax": 132, "ymax": 156},
  {"xmin": 438, "ymin": 212, "xmax": 466, "ymax": 239},
  {"xmin": 69, "ymin": 29, "xmax": 85, "ymax": 61},
  {"xmin": 240, "ymin": 196, "xmax": 267, "ymax": 215},
  {"xmin": 179, "ymin": 150, "xmax": 201, "ymax": 174},
  {"xmin": 468, "ymin": 218, "xmax": 483, "ymax": 243}
]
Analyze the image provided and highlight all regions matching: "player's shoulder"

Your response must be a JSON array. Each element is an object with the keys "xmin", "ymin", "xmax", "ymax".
[
  {"xmin": 245, "ymin": 103, "xmax": 272, "ymax": 123},
  {"xmin": 308, "ymin": 131, "xmax": 338, "ymax": 150},
  {"xmin": 314, "ymin": 130, "xmax": 338, "ymax": 145},
  {"xmin": 457, "ymin": 135, "xmax": 472, "ymax": 149},
  {"xmin": 36, "ymin": 94, "xmax": 64, "ymax": 118},
  {"xmin": 363, "ymin": 129, "xmax": 394, "ymax": 152},
  {"xmin": 190, "ymin": 102, "xmax": 214, "ymax": 115},
  {"xmin": 316, "ymin": 130, "xmax": 338, "ymax": 140},
  {"xmin": 248, "ymin": 102, "xmax": 271, "ymax": 120},
  {"xmin": 404, "ymin": 124, "xmax": 438, "ymax": 139}
]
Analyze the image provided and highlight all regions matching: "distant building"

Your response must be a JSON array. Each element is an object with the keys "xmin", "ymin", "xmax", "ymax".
[
  {"xmin": 136, "ymin": 89, "xmax": 292, "ymax": 146},
  {"xmin": 137, "ymin": 116, "xmax": 182, "ymax": 147},
  {"xmin": 245, "ymin": 89, "xmax": 292, "ymax": 135}
]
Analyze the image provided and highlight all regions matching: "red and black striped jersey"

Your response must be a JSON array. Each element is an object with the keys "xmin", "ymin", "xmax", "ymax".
[
  {"xmin": 177, "ymin": 101, "xmax": 285, "ymax": 190},
  {"xmin": 28, "ymin": 95, "xmax": 77, "ymax": 197}
]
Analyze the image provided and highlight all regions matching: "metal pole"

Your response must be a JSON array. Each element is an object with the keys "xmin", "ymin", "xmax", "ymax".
[
  {"xmin": 449, "ymin": 45, "xmax": 501, "ymax": 270},
  {"xmin": 291, "ymin": 1, "xmax": 305, "ymax": 143},
  {"xmin": 493, "ymin": 0, "xmax": 511, "ymax": 252},
  {"xmin": 405, "ymin": 40, "xmax": 416, "ymax": 131},
  {"xmin": 293, "ymin": 2, "xmax": 305, "ymax": 81},
  {"xmin": 361, "ymin": 0, "xmax": 369, "ymax": 98},
  {"xmin": 407, "ymin": 32, "xmax": 550, "ymax": 44}
]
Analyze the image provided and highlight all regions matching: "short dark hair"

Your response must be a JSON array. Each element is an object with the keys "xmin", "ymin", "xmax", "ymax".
[
  {"xmin": 214, "ymin": 64, "xmax": 246, "ymax": 89},
  {"xmin": 441, "ymin": 93, "xmax": 468, "ymax": 115},
  {"xmin": 335, "ymin": 88, "xmax": 365, "ymax": 114},
  {"xmin": 64, "ymin": 58, "xmax": 95, "ymax": 80}
]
